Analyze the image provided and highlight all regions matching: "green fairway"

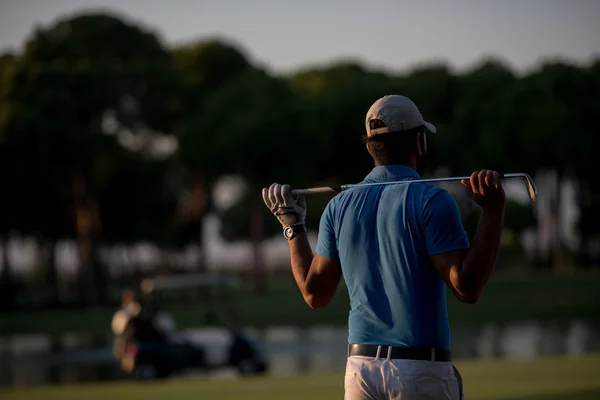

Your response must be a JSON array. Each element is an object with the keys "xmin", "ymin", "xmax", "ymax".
[
  {"xmin": 2, "ymin": 354, "xmax": 600, "ymax": 400},
  {"xmin": 2, "ymin": 272, "xmax": 600, "ymax": 337}
]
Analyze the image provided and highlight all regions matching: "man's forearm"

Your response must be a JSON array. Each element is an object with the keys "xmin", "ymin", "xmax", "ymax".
[
  {"xmin": 288, "ymin": 233, "xmax": 314, "ymax": 299},
  {"xmin": 459, "ymin": 208, "xmax": 505, "ymax": 301}
]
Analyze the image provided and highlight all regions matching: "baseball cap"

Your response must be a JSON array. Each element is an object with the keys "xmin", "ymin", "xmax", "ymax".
[{"xmin": 365, "ymin": 95, "xmax": 436, "ymax": 137}]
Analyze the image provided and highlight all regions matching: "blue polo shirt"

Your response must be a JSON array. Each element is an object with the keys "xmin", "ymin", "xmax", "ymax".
[{"xmin": 315, "ymin": 165, "xmax": 469, "ymax": 349}]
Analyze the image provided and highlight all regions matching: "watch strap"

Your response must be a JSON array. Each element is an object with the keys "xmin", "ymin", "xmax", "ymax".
[
  {"xmin": 292, "ymin": 224, "xmax": 307, "ymax": 234},
  {"xmin": 283, "ymin": 224, "xmax": 306, "ymax": 240}
]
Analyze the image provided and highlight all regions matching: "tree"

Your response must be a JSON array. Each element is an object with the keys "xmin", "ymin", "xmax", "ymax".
[
  {"xmin": 0, "ymin": 52, "xmax": 30, "ymax": 310},
  {"xmin": 173, "ymin": 39, "xmax": 254, "ymax": 268},
  {"xmin": 442, "ymin": 59, "xmax": 518, "ymax": 174},
  {"xmin": 201, "ymin": 69, "xmax": 327, "ymax": 292},
  {"xmin": 0, "ymin": 13, "xmax": 179, "ymax": 305},
  {"xmin": 289, "ymin": 62, "xmax": 392, "ymax": 184},
  {"xmin": 570, "ymin": 59, "xmax": 600, "ymax": 268},
  {"xmin": 510, "ymin": 62, "xmax": 595, "ymax": 271}
]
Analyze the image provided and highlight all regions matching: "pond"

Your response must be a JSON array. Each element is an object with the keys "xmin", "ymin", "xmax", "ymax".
[{"xmin": 1, "ymin": 319, "xmax": 598, "ymax": 388}]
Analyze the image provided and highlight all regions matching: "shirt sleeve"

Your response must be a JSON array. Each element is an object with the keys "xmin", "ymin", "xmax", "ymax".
[
  {"xmin": 315, "ymin": 201, "xmax": 339, "ymax": 259},
  {"xmin": 422, "ymin": 189, "xmax": 470, "ymax": 255}
]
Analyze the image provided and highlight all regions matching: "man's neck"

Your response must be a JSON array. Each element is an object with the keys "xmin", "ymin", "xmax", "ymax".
[{"xmin": 374, "ymin": 162, "xmax": 418, "ymax": 172}]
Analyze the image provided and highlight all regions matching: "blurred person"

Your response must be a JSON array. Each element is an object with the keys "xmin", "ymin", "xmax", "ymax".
[
  {"xmin": 262, "ymin": 95, "xmax": 506, "ymax": 399},
  {"xmin": 111, "ymin": 289, "xmax": 142, "ymax": 336},
  {"xmin": 112, "ymin": 288, "xmax": 170, "ymax": 359},
  {"xmin": 111, "ymin": 288, "xmax": 143, "ymax": 358}
]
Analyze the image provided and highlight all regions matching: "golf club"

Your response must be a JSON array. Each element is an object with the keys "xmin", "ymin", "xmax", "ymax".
[{"xmin": 290, "ymin": 173, "xmax": 538, "ymax": 202}]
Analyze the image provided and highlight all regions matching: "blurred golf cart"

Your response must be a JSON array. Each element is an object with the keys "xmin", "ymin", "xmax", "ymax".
[{"xmin": 111, "ymin": 272, "xmax": 269, "ymax": 380}]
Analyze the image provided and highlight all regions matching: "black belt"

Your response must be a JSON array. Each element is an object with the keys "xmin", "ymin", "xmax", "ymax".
[{"xmin": 348, "ymin": 344, "xmax": 451, "ymax": 362}]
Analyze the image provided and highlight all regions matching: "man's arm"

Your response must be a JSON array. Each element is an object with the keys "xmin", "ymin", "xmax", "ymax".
[
  {"xmin": 430, "ymin": 208, "xmax": 504, "ymax": 303},
  {"xmin": 288, "ymin": 233, "xmax": 342, "ymax": 309},
  {"xmin": 262, "ymin": 183, "xmax": 342, "ymax": 309},
  {"xmin": 428, "ymin": 170, "xmax": 506, "ymax": 304}
]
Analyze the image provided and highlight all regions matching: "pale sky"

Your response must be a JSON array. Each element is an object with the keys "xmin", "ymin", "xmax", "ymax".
[{"xmin": 0, "ymin": 0, "xmax": 599, "ymax": 75}]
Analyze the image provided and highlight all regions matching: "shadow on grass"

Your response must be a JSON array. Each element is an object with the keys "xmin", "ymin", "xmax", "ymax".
[{"xmin": 500, "ymin": 388, "xmax": 600, "ymax": 400}]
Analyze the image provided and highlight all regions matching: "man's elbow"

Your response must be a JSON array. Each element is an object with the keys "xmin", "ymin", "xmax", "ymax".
[
  {"xmin": 459, "ymin": 291, "xmax": 480, "ymax": 304},
  {"xmin": 453, "ymin": 274, "xmax": 483, "ymax": 304},
  {"xmin": 456, "ymin": 286, "xmax": 481, "ymax": 304},
  {"xmin": 304, "ymin": 293, "xmax": 330, "ymax": 309}
]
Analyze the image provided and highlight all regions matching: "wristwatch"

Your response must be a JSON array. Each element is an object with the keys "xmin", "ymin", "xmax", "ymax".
[{"xmin": 283, "ymin": 224, "xmax": 307, "ymax": 240}]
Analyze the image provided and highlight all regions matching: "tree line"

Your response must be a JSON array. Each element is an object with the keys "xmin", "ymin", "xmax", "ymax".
[{"xmin": 0, "ymin": 12, "xmax": 599, "ymax": 309}]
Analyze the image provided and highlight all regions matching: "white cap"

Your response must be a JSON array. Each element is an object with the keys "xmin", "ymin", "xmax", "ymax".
[{"xmin": 365, "ymin": 95, "xmax": 436, "ymax": 137}]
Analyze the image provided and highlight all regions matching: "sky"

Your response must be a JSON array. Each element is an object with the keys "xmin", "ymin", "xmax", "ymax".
[{"xmin": 1, "ymin": 0, "xmax": 599, "ymax": 75}]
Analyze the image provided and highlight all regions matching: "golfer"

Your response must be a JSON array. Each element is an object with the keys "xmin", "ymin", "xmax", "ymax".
[{"xmin": 263, "ymin": 94, "xmax": 505, "ymax": 399}]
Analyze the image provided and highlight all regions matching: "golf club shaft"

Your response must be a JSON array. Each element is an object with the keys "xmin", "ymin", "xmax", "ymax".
[{"xmin": 290, "ymin": 173, "xmax": 537, "ymax": 202}]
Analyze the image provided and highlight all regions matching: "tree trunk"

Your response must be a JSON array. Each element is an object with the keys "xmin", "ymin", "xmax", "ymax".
[
  {"xmin": 73, "ymin": 174, "xmax": 108, "ymax": 306},
  {"xmin": 250, "ymin": 187, "xmax": 267, "ymax": 295},
  {"xmin": 576, "ymin": 178, "xmax": 596, "ymax": 269},
  {"xmin": 550, "ymin": 172, "xmax": 565, "ymax": 274},
  {"xmin": 533, "ymin": 176, "xmax": 547, "ymax": 270},
  {"xmin": 44, "ymin": 238, "xmax": 59, "ymax": 307},
  {"xmin": 175, "ymin": 175, "xmax": 212, "ymax": 301},
  {"xmin": 194, "ymin": 178, "xmax": 211, "ymax": 273},
  {"xmin": 0, "ymin": 237, "xmax": 17, "ymax": 312},
  {"xmin": 177, "ymin": 175, "xmax": 211, "ymax": 269}
]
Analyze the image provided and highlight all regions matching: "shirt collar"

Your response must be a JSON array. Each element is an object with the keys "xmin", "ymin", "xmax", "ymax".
[{"xmin": 363, "ymin": 165, "xmax": 421, "ymax": 183}]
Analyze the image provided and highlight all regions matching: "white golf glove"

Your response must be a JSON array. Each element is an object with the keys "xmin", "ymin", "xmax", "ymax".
[{"xmin": 262, "ymin": 183, "xmax": 307, "ymax": 228}]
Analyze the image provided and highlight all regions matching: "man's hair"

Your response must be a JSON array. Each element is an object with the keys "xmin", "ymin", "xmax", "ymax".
[{"xmin": 363, "ymin": 119, "xmax": 424, "ymax": 165}]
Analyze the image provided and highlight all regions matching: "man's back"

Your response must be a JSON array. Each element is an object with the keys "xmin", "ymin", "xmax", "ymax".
[{"xmin": 315, "ymin": 165, "xmax": 470, "ymax": 349}]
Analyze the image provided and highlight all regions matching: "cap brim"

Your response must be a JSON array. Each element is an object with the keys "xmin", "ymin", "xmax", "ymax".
[{"xmin": 424, "ymin": 121, "xmax": 436, "ymax": 133}]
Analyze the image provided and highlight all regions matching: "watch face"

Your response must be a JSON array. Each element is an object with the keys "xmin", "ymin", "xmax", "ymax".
[{"xmin": 283, "ymin": 226, "xmax": 294, "ymax": 240}]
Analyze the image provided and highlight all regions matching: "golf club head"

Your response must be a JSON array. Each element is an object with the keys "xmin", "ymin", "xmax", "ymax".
[{"xmin": 502, "ymin": 173, "xmax": 537, "ymax": 202}]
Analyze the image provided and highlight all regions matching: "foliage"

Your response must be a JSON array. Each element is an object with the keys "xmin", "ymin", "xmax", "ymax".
[{"xmin": 1, "ymin": 11, "xmax": 599, "ymax": 307}]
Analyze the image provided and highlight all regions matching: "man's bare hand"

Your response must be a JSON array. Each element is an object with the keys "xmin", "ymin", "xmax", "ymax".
[{"xmin": 461, "ymin": 170, "xmax": 506, "ymax": 211}]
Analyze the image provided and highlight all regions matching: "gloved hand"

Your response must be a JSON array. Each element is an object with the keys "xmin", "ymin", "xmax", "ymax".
[{"xmin": 262, "ymin": 183, "xmax": 307, "ymax": 228}]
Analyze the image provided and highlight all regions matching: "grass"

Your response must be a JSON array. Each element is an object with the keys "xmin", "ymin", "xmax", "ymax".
[
  {"xmin": 1, "ymin": 353, "xmax": 600, "ymax": 400},
  {"xmin": 2, "ymin": 272, "xmax": 600, "ymax": 337}
]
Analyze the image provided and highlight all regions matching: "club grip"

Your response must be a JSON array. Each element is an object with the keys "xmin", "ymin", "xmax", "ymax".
[{"xmin": 290, "ymin": 186, "xmax": 342, "ymax": 196}]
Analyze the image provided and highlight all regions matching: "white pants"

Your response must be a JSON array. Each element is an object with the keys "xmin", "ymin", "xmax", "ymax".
[{"xmin": 344, "ymin": 355, "xmax": 464, "ymax": 400}]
